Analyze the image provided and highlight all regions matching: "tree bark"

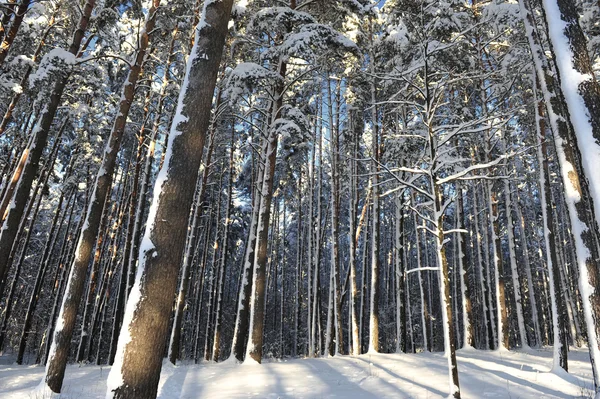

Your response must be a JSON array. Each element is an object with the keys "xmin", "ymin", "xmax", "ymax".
[{"xmin": 106, "ymin": 1, "xmax": 233, "ymax": 397}]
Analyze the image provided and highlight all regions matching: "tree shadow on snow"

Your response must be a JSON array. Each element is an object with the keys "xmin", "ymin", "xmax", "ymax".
[
  {"xmin": 351, "ymin": 355, "xmax": 447, "ymax": 397},
  {"xmin": 460, "ymin": 359, "xmax": 573, "ymax": 397},
  {"xmin": 293, "ymin": 358, "xmax": 382, "ymax": 398}
]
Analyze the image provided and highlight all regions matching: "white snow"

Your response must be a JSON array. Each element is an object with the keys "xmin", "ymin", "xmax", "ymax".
[
  {"xmin": 1, "ymin": 348, "xmax": 595, "ymax": 398},
  {"xmin": 29, "ymin": 48, "xmax": 77, "ymax": 88}
]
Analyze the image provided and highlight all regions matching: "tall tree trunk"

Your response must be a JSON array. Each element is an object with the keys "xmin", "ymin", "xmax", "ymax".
[
  {"xmin": 230, "ymin": 116, "xmax": 267, "ymax": 361},
  {"xmin": 349, "ymin": 111, "xmax": 361, "ymax": 356},
  {"xmin": 169, "ymin": 90, "xmax": 221, "ymax": 364},
  {"xmin": 488, "ymin": 185, "xmax": 508, "ymax": 350},
  {"xmin": 326, "ymin": 78, "xmax": 343, "ymax": 356},
  {"xmin": 246, "ymin": 63, "xmax": 287, "ymax": 363},
  {"xmin": 106, "ymin": 2, "xmax": 233, "ymax": 397},
  {"xmin": 456, "ymin": 184, "xmax": 474, "ymax": 348},
  {"xmin": 521, "ymin": 0, "xmax": 600, "ymax": 384},
  {"xmin": 539, "ymin": 0, "xmax": 600, "ymax": 387},
  {"xmin": 43, "ymin": 2, "xmax": 161, "ymax": 392},
  {"xmin": 212, "ymin": 128, "xmax": 236, "ymax": 361},
  {"xmin": 534, "ymin": 79, "xmax": 569, "ymax": 370},
  {"xmin": 368, "ymin": 68, "xmax": 380, "ymax": 355}
]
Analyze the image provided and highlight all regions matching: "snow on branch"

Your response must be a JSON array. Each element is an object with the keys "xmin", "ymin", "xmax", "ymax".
[
  {"xmin": 444, "ymin": 228, "xmax": 469, "ymax": 235},
  {"xmin": 270, "ymin": 23, "xmax": 358, "ymax": 62},
  {"xmin": 435, "ymin": 147, "xmax": 529, "ymax": 185},
  {"xmin": 226, "ymin": 62, "xmax": 283, "ymax": 104},
  {"xmin": 406, "ymin": 266, "xmax": 440, "ymax": 274},
  {"xmin": 248, "ymin": 7, "xmax": 315, "ymax": 35}
]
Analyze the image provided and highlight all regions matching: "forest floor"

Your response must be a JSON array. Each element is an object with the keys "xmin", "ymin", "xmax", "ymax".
[{"xmin": 0, "ymin": 347, "xmax": 595, "ymax": 398}]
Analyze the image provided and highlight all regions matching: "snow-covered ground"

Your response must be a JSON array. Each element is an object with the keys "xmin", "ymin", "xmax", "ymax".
[{"xmin": 0, "ymin": 347, "xmax": 594, "ymax": 398}]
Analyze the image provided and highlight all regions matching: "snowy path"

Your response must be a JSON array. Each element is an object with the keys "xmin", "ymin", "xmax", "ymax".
[{"xmin": 0, "ymin": 348, "xmax": 594, "ymax": 398}]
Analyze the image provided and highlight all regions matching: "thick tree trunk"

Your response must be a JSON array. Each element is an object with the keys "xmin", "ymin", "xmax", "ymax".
[
  {"xmin": 521, "ymin": 0, "xmax": 600, "ymax": 383},
  {"xmin": 539, "ymin": 0, "xmax": 600, "ymax": 388},
  {"xmin": 106, "ymin": 1, "xmax": 233, "ymax": 397}
]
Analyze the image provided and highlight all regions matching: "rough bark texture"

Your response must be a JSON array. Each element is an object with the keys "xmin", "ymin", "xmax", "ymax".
[{"xmin": 106, "ymin": 1, "xmax": 233, "ymax": 397}]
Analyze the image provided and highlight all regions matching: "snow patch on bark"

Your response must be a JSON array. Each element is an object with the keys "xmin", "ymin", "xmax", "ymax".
[{"xmin": 105, "ymin": 2, "xmax": 214, "ymax": 395}]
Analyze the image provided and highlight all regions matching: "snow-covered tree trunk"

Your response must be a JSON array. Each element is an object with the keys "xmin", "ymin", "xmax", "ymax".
[
  {"xmin": 487, "ymin": 185, "xmax": 508, "ymax": 350},
  {"xmin": 540, "ymin": 0, "xmax": 600, "ymax": 386},
  {"xmin": 44, "ymin": 1, "xmax": 161, "ymax": 391},
  {"xmin": 106, "ymin": 1, "xmax": 233, "ymax": 397},
  {"xmin": 349, "ymin": 111, "xmax": 361, "ymax": 356},
  {"xmin": 76, "ymin": 182, "xmax": 112, "ymax": 363},
  {"xmin": 503, "ymin": 175, "xmax": 528, "ymax": 348},
  {"xmin": 521, "ymin": 0, "xmax": 600, "ymax": 384},
  {"xmin": 541, "ymin": 0, "xmax": 600, "ymax": 231},
  {"xmin": 368, "ymin": 73, "xmax": 380, "ymax": 354},
  {"xmin": 456, "ymin": 185, "xmax": 474, "ymax": 348},
  {"xmin": 41, "ymin": 186, "xmax": 87, "ymax": 365},
  {"xmin": 326, "ymin": 78, "xmax": 343, "ymax": 356},
  {"xmin": 170, "ymin": 91, "xmax": 221, "ymax": 365},
  {"xmin": 534, "ymin": 81, "xmax": 569, "ymax": 370},
  {"xmin": 230, "ymin": 128, "xmax": 267, "ymax": 361},
  {"xmin": 245, "ymin": 23, "xmax": 296, "ymax": 359}
]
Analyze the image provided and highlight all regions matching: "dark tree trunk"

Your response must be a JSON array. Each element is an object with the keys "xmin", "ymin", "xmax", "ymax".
[{"xmin": 106, "ymin": 1, "xmax": 233, "ymax": 397}]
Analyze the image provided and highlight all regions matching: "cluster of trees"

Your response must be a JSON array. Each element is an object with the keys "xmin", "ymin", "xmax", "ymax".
[{"xmin": 0, "ymin": 0, "xmax": 599, "ymax": 398}]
